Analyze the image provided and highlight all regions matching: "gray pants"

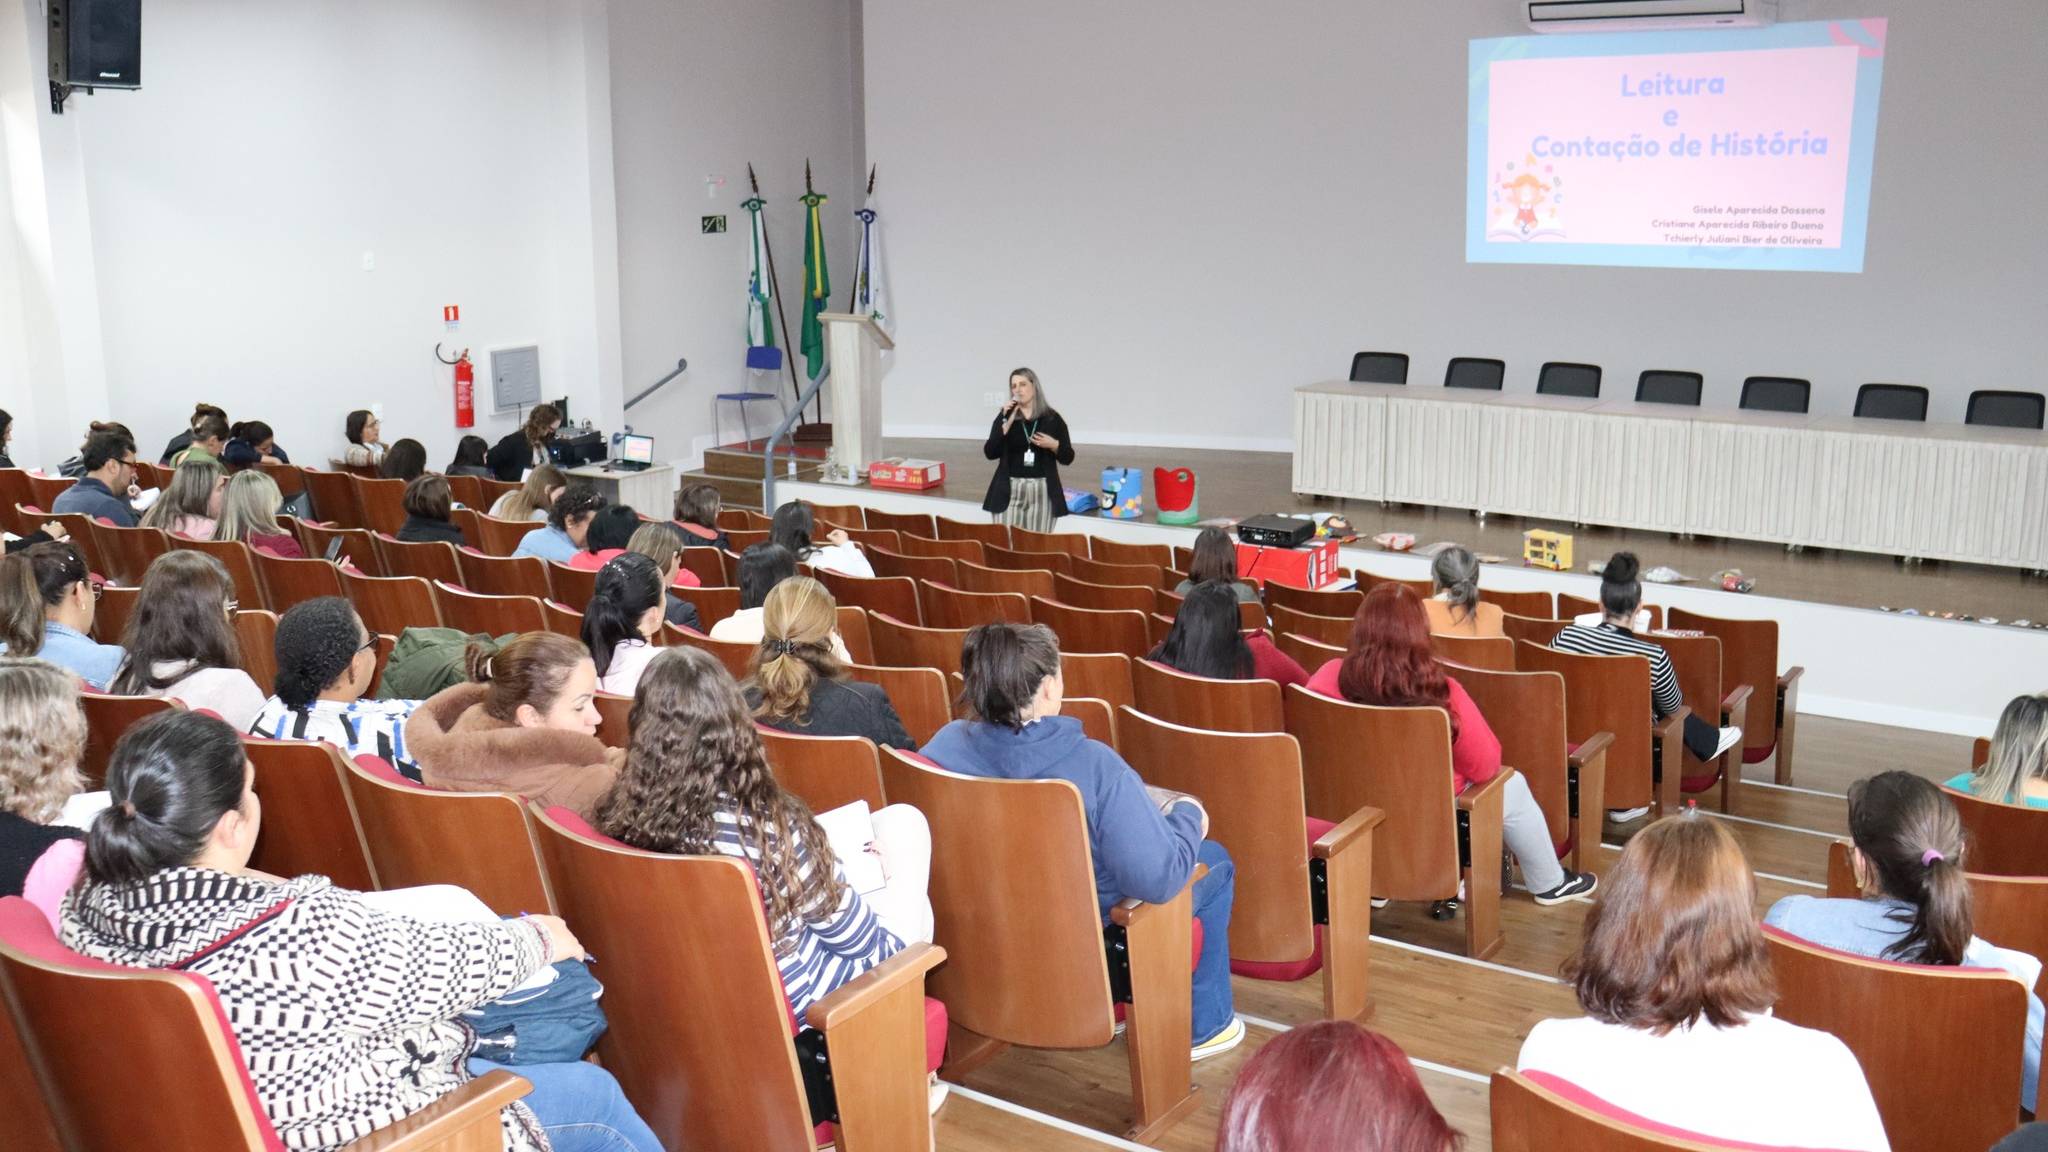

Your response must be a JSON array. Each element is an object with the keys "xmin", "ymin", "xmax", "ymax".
[
  {"xmin": 1002, "ymin": 476, "xmax": 1055, "ymax": 532},
  {"xmin": 1501, "ymin": 771, "xmax": 1566, "ymax": 894}
]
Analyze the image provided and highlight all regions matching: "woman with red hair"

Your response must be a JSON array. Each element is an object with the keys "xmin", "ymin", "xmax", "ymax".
[
  {"xmin": 1216, "ymin": 1021, "xmax": 1459, "ymax": 1152},
  {"xmin": 1307, "ymin": 584, "xmax": 1596, "ymax": 906}
]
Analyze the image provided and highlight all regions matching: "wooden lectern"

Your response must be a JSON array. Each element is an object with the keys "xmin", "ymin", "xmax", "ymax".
[{"xmin": 817, "ymin": 312, "xmax": 894, "ymax": 485}]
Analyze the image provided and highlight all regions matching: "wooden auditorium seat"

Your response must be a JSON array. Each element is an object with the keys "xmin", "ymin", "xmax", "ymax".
[
  {"xmin": 79, "ymin": 693, "xmax": 181, "ymax": 788},
  {"xmin": 1943, "ymin": 784, "xmax": 2048, "ymax": 877},
  {"xmin": 545, "ymin": 561, "xmax": 598, "ymax": 609},
  {"xmin": 0, "ymin": 951, "xmax": 60, "ymax": 1152},
  {"xmin": 817, "ymin": 567, "xmax": 922, "ymax": 626},
  {"xmin": 1515, "ymin": 641, "xmax": 1688, "ymax": 821},
  {"xmin": 677, "ymin": 585, "xmax": 742, "ymax": 630},
  {"xmin": 470, "ymin": 513, "xmax": 543, "ymax": 557},
  {"xmin": 1261, "ymin": 580, "xmax": 1360, "ymax": 618},
  {"xmin": 1118, "ymin": 707, "xmax": 1383, "ymax": 1021},
  {"xmin": 897, "ymin": 533, "xmax": 986, "ymax": 564},
  {"xmin": 1131, "ymin": 657, "xmax": 1284, "ymax": 733},
  {"xmin": 541, "ymin": 598, "xmax": 582, "ymax": 638},
  {"xmin": 1154, "ymin": 587, "xmax": 1267, "ymax": 632},
  {"xmin": 530, "ymin": 806, "xmax": 946, "ymax": 1152},
  {"xmin": 1053, "ymin": 573, "xmax": 1156, "ymax": 614},
  {"xmin": 984, "ymin": 543, "xmax": 1073, "ymax": 577},
  {"xmin": 1482, "ymin": 588, "xmax": 1555, "ymax": 619},
  {"xmin": 1492, "ymin": 1068, "xmax": 1819, "ymax": 1151},
  {"xmin": 675, "ymin": 544, "xmax": 729, "ymax": 588},
  {"xmin": 1069, "ymin": 555, "xmax": 1166, "ymax": 589},
  {"xmin": 298, "ymin": 467, "xmax": 362, "ymax": 528},
  {"xmin": 1275, "ymin": 632, "xmax": 1343, "ymax": 675},
  {"xmin": 232, "ymin": 610, "xmax": 280, "ymax": 696},
  {"xmin": 342, "ymin": 570, "xmax": 443, "ymax": 637},
  {"xmin": 1658, "ymin": 632, "xmax": 1750, "ymax": 813},
  {"xmin": 446, "ymin": 508, "xmax": 485, "ymax": 552},
  {"xmin": 350, "ymin": 475, "xmax": 410, "ymax": 536},
  {"xmin": 1060, "ymin": 651, "xmax": 1135, "ymax": 713},
  {"xmin": 848, "ymin": 663, "xmax": 951, "ymax": 746},
  {"xmin": 170, "ymin": 538, "xmax": 267, "ymax": 609},
  {"xmin": 1090, "ymin": 538, "xmax": 1172, "ymax": 567},
  {"xmin": 669, "ymin": 626, "xmax": 758, "ymax": 680},
  {"xmin": 715, "ymin": 508, "xmax": 761, "ymax": 531},
  {"xmin": 1029, "ymin": 596, "xmax": 1151, "ymax": 659},
  {"xmin": 453, "ymin": 549, "xmax": 552, "ymax": 599},
  {"xmin": 936, "ymin": 517, "xmax": 1011, "ymax": 548},
  {"xmin": 1450, "ymin": 663, "xmax": 1610, "ymax": 876},
  {"xmin": 1009, "ymin": 525, "xmax": 1091, "ymax": 559},
  {"xmin": 868, "ymin": 612, "xmax": 971, "ymax": 678},
  {"xmin": 866, "ymin": 546, "xmax": 957, "ymax": 590},
  {"xmin": 442, "ymin": 473, "xmax": 486, "ymax": 511},
  {"xmin": 252, "ymin": 550, "xmax": 345, "ymax": 611},
  {"xmin": 836, "ymin": 604, "xmax": 875, "ymax": 665},
  {"xmin": 1668, "ymin": 607, "xmax": 1803, "ymax": 784},
  {"xmin": 757, "ymin": 728, "xmax": 888, "ymax": 813},
  {"xmin": 373, "ymin": 534, "xmax": 464, "ymax": 586},
  {"xmin": 593, "ymin": 690, "xmax": 632, "ymax": 748},
  {"xmin": 431, "ymin": 582, "xmax": 544, "ymax": 636},
  {"xmin": 1501, "ymin": 612, "xmax": 1570, "ymax": 650},
  {"xmin": 96, "ymin": 585, "xmax": 140, "ymax": 645},
  {"xmin": 295, "ymin": 522, "xmax": 383, "ymax": 575},
  {"xmin": 838, "ymin": 527, "xmax": 902, "ymax": 554},
  {"xmin": 1283, "ymin": 685, "xmax": 1510, "ymax": 959},
  {"xmin": 1060, "ymin": 696, "xmax": 1119, "ymax": 749},
  {"xmin": 1429, "ymin": 632, "xmax": 1515, "ymax": 671},
  {"xmin": 804, "ymin": 501, "xmax": 866, "ymax": 530},
  {"xmin": 1764, "ymin": 924, "xmax": 2029, "ymax": 1152},
  {"xmin": 1558, "ymin": 594, "xmax": 1663, "ymax": 631},
  {"xmin": 953, "ymin": 559, "xmax": 1054, "ymax": 600},
  {"xmin": 864, "ymin": 508, "xmax": 938, "ymax": 539},
  {"xmin": 341, "ymin": 756, "xmax": 555, "ymax": 915},
  {"xmin": 878, "ymin": 747, "xmax": 1202, "ymax": 1142},
  {"xmin": 1825, "ymin": 840, "xmax": 2048, "ymax": 996},
  {"xmin": 1269, "ymin": 603, "xmax": 1353, "ymax": 648},
  {"xmin": 0, "ymin": 898, "xmax": 531, "ymax": 1152},
  {"xmin": 1346, "ymin": 567, "xmax": 1433, "ymax": 599},
  {"xmin": 920, "ymin": 581, "xmax": 1030, "ymax": 629},
  {"xmin": 86, "ymin": 522, "xmax": 170, "ymax": 587},
  {"xmin": 243, "ymin": 736, "xmax": 379, "ymax": 891}
]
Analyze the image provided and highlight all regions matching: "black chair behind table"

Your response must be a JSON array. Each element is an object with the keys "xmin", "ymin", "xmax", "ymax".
[
  {"xmin": 1634, "ymin": 370, "xmax": 1702, "ymax": 407},
  {"xmin": 1853, "ymin": 383, "xmax": 1929, "ymax": 422},
  {"xmin": 1347, "ymin": 351, "xmax": 1409, "ymax": 385},
  {"xmin": 1443, "ymin": 357, "xmax": 1505, "ymax": 391},
  {"xmin": 1965, "ymin": 389, "xmax": 2046, "ymax": 430},
  {"xmin": 1739, "ymin": 376, "xmax": 1812, "ymax": 414},
  {"xmin": 1535, "ymin": 361, "xmax": 1601, "ymax": 398}
]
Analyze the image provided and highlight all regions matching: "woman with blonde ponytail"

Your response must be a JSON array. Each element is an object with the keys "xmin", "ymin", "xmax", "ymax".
[
  {"xmin": 746, "ymin": 577, "xmax": 915, "ymax": 749},
  {"xmin": 1766, "ymin": 770, "xmax": 2042, "ymax": 1113}
]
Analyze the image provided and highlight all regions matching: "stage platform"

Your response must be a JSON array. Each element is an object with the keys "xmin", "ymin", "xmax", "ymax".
[{"xmin": 727, "ymin": 434, "xmax": 2048, "ymax": 739}]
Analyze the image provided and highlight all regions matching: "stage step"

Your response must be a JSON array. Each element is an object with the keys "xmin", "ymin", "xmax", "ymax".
[
  {"xmin": 680, "ymin": 460, "xmax": 823, "ymax": 512},
  {"xmin": 702, "ymin": 445, "xmax": 826, "ymax": 481}
]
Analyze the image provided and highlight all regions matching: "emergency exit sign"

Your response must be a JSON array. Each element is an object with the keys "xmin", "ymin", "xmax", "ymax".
[{"xmin": 701, "ymin": 215, "xmax": 727, "ymax": 234}]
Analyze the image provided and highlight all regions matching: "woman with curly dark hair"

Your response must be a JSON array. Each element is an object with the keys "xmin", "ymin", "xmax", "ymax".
[
  {"xmin": 250, "ymin": 597, "xmax": 423, "ymax": 780},
  {"xmin": 595, "ymin": 646, "xmax": 930, "ymax": 1013}
]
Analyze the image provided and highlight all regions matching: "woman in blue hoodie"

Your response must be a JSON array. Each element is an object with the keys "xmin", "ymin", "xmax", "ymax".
[{"xmin": 922, "ymin": 622, "xmax": 1244, "ymax": 1060}]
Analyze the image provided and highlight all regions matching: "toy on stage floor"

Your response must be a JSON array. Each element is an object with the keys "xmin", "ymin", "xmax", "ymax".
[
  {"xmin": 1100, "ymin": 467, "xmax": 1143, "ymax": 519},
  {"xmin": 1154, "ymin": 467, "xmax": 1198, "ymax": 525}
]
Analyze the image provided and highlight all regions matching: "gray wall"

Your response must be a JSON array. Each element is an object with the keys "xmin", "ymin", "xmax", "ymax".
[{"xmin": 862, "ymin": 0, "xmax": 2048, "ymax": 447}]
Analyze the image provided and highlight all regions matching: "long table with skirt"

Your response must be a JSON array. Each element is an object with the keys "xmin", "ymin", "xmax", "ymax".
[{"xmin": 1291, "ymin": 380, "xmax": 2048, "ymax": 569}]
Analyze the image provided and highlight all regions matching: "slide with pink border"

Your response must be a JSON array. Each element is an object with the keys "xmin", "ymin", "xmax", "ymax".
[{"xmin": 1467, "ymin": 20, "xmax": 1886, "ymax": 273}]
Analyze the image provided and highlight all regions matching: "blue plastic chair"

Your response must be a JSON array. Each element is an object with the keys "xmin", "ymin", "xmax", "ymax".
[{"xmin": 716, "ymin": 346, "xmax": 789, "ymax": 447}]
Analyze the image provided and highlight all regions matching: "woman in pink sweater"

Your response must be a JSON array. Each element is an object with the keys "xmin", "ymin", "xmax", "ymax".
[{"xmin": 1307, "ymin": 584, "xmax": 1596, "ymax": 907}]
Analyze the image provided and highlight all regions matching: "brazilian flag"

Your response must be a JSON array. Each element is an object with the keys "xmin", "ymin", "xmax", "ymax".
[{"xmin": 799, "ymin": 188, "xmax": 831, "ymax": 381}]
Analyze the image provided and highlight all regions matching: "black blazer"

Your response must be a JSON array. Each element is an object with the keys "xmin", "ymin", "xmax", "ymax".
[
  {"xmin": 746, "ymin": 678, "xmax": 917, "ymax": 750},
  {"xmin": 396, "ymin": 515, "xmax": 467, "ymax": 546},
  {"xmin": 485, "ymin": 431, "xmax": 552, "ymax": 482},
  {"xmin": 980, "ymin": 408, "xmax": 1074, "ymax": 519}
]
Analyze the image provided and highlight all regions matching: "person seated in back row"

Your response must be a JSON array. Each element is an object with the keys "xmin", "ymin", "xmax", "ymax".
[
  {"xmin": 213, "ymin": 470, "xmax": 303, "ymax": 557},
  {"xmin": 1424, "ymin": 545, "xmax": 1503, "ymax": 638},
  {"xmin": 710, "ymin": 543, "xmax": 851, "ymax": 660},
  {"xmin": 250, "ymin": 597, "xmax": 424, "ymax": 780},
  {"xmin": 770, "ymin": 501, "xmax": 873, "ymax": 578},
  {"xmin": 922, "ymin": 621, "xmax": 1246, "ymax": 1061},
  {"xmin": 513, "ymin": 484, "xmax": 605, "ymax": 564},
  {"xmin": 667, "ymin": 482, "xmax": 730, "ymax": 550},
  {"xmin": 1766, "ymin": 771, "xmax": 2041, "ymax": 1113},
  {"xmin": 0, "ymin": 543, "xmax": 126, "ymax": 690},
  {"xmin": 446, "ymin": 434, "xmax": 494, "ymax": 478},
  {"xmin": 1148, "ymin": 581, "xmax": 1307, "ymax": 690},
  {"xmin": 623, "ymin": 523, "xmax": 703, "ymax": 632},
  {"xmin": 490, "ymin": 463, "xmax": 565, "ymax": 522},
  {"xmin": 1175, "ymin": 526, "xmax": 1260, "ymax": 604},
  {"xmin": 396, "ymin": 474, "xmax": 467, "ymax": 546},
  {"xmin": 110, "ymin": 552, "xmax": 267, "ymax": 732},
  {"xmin": 564, "ymin": 505, "xmax": 640, "ymax": 571},
  {"xmin": 1550, "ymin": 552, "xmax": 1743, "ymax": 822},
  {"xmin": 51, "ymin": 428, "xmax": 141, "ymax": 527},
  {"xmin": 1947, "ymin": 692, "xmax": 2048, "ymax": 808},
  {"xmin": 746, "ymin": 577, "xmax": 916, "ymax": 749}
]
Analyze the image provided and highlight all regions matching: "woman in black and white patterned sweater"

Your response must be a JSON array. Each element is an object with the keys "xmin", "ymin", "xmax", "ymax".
[{"xmin": 60, "ymin": 709, "xmax": 662, "ymax": 1152}]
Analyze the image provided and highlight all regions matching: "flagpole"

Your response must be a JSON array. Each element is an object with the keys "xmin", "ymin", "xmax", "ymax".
[
  {"xmin": 800, "ymin": 160, "xmax": 827, "ymax": 426},
  {"xmin": 748, "ymin": 163, "xmax": 803, "ymax": 412},
  {"xmin": 845, "ymin": 163, "xmax": 875, "ymax": 312}
]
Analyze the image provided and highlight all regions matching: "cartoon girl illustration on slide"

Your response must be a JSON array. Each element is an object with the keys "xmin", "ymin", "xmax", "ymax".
[{"xmin": 1501, "ymin": 172, "xmax": 1551, "ymax": 235}]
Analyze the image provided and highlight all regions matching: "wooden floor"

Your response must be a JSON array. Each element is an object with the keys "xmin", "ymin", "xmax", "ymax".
[
  {"xmin": 857, "ymin": 435, "xmax": 2048, "ymax": 624},
  {"xmin": 928, "ymin": 712, "xmax": 1973, "ymax": 1150}
]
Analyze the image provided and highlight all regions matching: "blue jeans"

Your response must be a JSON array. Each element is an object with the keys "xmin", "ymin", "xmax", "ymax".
[
  {"xmin": 468, "ymin": 1057, "xmax": 663, "ymax": 1152},
  {"xmin": 1191, "ymin": 839, "xmax": 1237, "ymax": 1042}
]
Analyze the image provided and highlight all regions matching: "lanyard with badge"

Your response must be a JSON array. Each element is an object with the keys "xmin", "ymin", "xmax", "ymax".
[{"xmin": 1021, "ymin": 418, "xmax": 1040, "ymax": 467}]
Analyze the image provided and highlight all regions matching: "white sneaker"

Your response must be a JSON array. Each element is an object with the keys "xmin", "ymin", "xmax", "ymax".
[
  {"xmin": 1370, "ymin": 897, "xmax": 1389, "ymax": 909},
  {"xmin": 1192, "ymin": 1016, "xmax": 1247, "ymax": 1062},
  {"xmin": 1712, "ymin": 725, "xmax": 1745, "ymax": 760},
  {"xmin": 928, "ymin": 1073, "xmax": 950, "ymax": 1114},
  {"xmin": 1607, "ymin": 805, "xmax": 1651, "ymax": 823}
]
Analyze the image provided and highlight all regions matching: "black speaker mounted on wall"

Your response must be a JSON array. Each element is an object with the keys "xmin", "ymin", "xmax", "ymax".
[{"xmin": 48, "ymin": 0, "xmax": 142, "ymax": 114}]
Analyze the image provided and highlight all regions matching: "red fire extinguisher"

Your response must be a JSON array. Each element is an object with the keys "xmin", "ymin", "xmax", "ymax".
[{"xmin": 438, "ymin": 344, "xmax": 475, "ymax": 428}]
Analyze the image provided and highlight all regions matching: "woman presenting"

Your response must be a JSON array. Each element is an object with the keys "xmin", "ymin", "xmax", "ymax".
[{"xmin": 980, "ymin": 367, "xmax": 1074, "ymax": 532}]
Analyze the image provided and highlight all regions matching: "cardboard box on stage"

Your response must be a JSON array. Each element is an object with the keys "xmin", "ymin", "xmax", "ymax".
[
  {"xmin": 866, "ymin": 458, "xmax": 946, "ymax": 491},
  {"xmin": 1236, "ymin": 539, "xmax": 1340, "ymax": 590}
]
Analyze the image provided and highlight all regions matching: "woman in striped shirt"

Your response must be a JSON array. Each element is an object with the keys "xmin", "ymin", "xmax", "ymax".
[
  {"xmin": 1551, "ymin": 553, "xmax": 1743, "ymax": 820},
  {"xmin": 595, "ymin": 646, "xmax": 926, "ymax": 1015},
  {"xmin": 250, "ymin": 597, "xmax": 422, "ymax": 778}
]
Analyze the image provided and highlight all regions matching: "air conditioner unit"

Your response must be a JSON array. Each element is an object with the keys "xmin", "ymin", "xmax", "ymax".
[{"xmin": 1525, "ymin": 0, "xmax": 1778, "ymax": 33}]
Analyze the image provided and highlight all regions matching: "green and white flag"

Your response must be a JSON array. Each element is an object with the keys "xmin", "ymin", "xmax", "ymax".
[
  {"xmin": 743, "ymin": 196, "xmax": 776, "ymax": 352},
  {"xmin": 851, "ymin": 194, "xmax": 892, "ymax": 367},
  {"xmin": 799, "ymin": 186, "xmax": 831, "ymax": 382}
]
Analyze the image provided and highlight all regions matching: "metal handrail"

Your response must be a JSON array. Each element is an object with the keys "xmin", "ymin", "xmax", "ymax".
[
  {"xmin": 762, "ymin": 368, "xmax": 829, "ymax": 511},
  {"xmin": 627, "ymin": 358, "xmax": 688, "ymax": 411}
]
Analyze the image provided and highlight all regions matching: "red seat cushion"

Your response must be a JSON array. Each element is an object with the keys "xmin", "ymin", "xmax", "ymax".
[
  {"xmin": 352, "ymin": 754, "xmax": 421, "ymax": 788},
  {"xmin": 1742, "ymin": 740, "xmax": 1778, "ymax": 765},
  {"xmin": 1679, "ymin": 766, "xmax": 1722, "ymax": 794},
  {"xmin": 1231, "ymin": 816, "xmax": 1332, "ymax": 983},
  {"xmin": 1112, "ymin": 919, "xmax": 1205, "ymax": 1023},
  {"xmin": 1521, "ymin": 1069, "xmax": 1859, "ymax": 1151}
]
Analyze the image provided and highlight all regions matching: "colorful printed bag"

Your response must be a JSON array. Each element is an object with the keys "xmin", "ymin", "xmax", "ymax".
[
  {"xmin": 1154, "ymin": 467, "xmax": 1198, "ymax": 525},
  {"xmin": 1100, "ymin": 468, "xmax": 1143, "ymax": 519}
]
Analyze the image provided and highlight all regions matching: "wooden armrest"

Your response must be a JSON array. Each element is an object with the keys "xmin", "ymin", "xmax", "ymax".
[
  {"xmin": 1778, "ymin": 666, "xmax": 1805, "ymax": 689},
  {"xmin": 1110, "ymin": 862, "xmax": 1209, "ymax": 926},
  {"xmin": 1312, "ymin": 806, "xmax": 1385, "ymax": 860},
  {"xmin": 1455, "ymin": 766, "xmax": 1516, "ymax": 812},
  {"xmin": 1652, "ymin": 706, "xmax": 1690, "ymax": 745},
  {"xmin": 1568, "ymin": 732, "xmax": 1614, "ymax": 767},
  {"xmin": 342, "ymin": 1070, "xmax": 529, "ymax": 1152},
  {"xmin": 1722, "ymin": 683, "xmax": 1755, "ymax": 719},
  {"xmin": 805, "ymin": 942, "xmax": 947, "ymax": 1032}
]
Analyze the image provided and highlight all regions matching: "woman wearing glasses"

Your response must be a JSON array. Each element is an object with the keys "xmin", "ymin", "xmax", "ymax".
[
  {"xmin": 251, "ymin": 597, "xmax": 426, "ymax": 779},
  {"xmin": 0, "ymin": 542, "xmax": 126, "ymax": 690},
  {"xmin": 109, "ymin": 552, "xmax": 266, "ymax": 731}
]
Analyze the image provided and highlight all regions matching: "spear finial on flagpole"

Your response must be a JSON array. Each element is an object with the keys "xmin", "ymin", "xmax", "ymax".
[
  {"xmin": 805, "ymin": 158, "xmax": 814, "ymax": 195},
  {"xmin": 866, "ymin": 164, "xmax": 876, "ymax": 196}
]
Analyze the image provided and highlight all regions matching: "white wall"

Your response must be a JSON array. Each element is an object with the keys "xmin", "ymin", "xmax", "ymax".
[
  {"xmin": 607, "ymin": 0, "xmax": 866, "ymax": 473},
  {"xmin": 2, "ymin": 0, "xmax": 617, "ymax": 471},
  {"xmin": 862, "ymin": 0, "xmax": 2048, "ymax": 449}
]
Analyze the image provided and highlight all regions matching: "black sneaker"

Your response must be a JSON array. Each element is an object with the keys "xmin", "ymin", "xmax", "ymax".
[{"xmin": 1533, "ymin": 871, "xmax": 1598, "ymax": 907}]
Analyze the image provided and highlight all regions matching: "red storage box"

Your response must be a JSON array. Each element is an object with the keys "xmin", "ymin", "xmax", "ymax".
[
  {"xmin": 866, "ymin": 458, "xmax": 946, "ymax": 491},
  {"xmin": 1236, "ymin": 539, "xmax": 1339, "ymax": 590}
]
